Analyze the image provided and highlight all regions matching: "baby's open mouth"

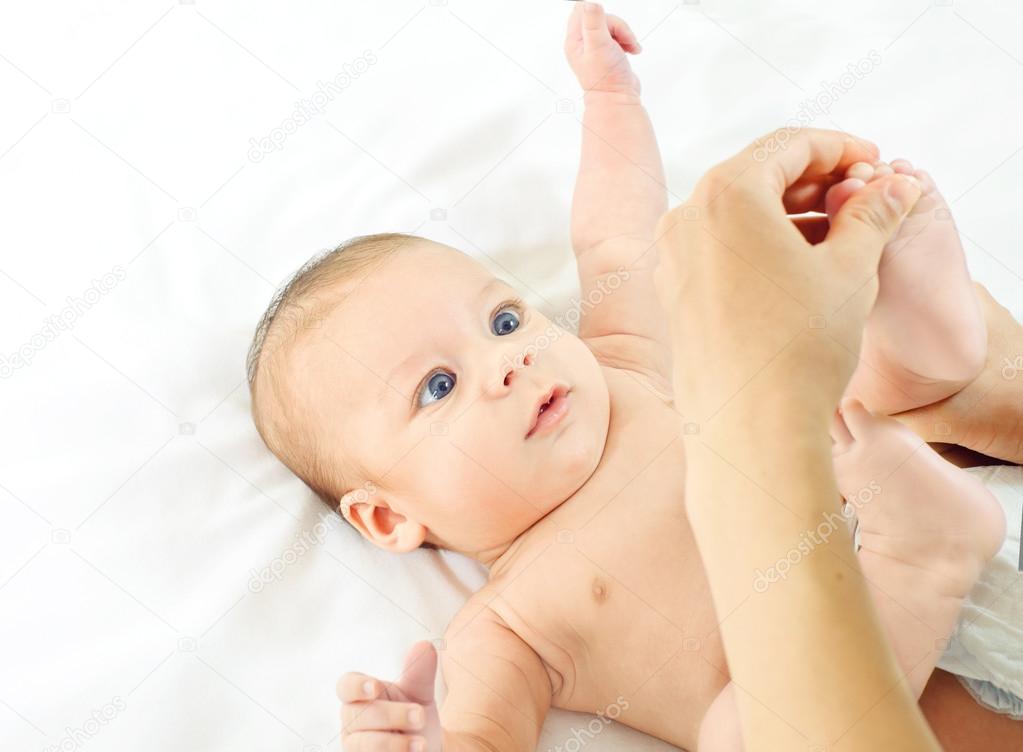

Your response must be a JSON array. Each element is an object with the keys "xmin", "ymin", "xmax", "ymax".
[{"xmin": 526, "ymin": 386, "xmax": 570, "ymax": 439}]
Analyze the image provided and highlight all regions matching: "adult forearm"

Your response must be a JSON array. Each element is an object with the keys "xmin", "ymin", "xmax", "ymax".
[
  {"xmin": 571, "ymin": 91, "xmax": 667, "ymax": 253},
  {"xmin": 682, "ymin": 370, "xmax": 941, "ymax": 750}
]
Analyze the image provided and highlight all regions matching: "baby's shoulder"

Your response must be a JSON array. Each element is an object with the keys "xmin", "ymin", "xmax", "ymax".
[{"xmin": 442, "ymin": 585, "xmax": 547, "ymax": 665}]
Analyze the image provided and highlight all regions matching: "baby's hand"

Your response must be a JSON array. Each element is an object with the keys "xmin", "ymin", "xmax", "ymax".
[
  {"xmin": 564, "ymin": 2, "xmax": 642, "ymax": 97},
  {"xmin": 338, "ymin": 641, "xmax": 442, "ymax": 752}
]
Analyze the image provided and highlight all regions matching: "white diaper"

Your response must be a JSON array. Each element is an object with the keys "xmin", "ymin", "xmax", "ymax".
[{"xmin": 934, "ymin": 464, "xmax": 1023, "ymax": 720}]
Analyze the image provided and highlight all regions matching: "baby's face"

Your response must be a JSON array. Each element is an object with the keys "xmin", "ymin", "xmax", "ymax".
[{"xmin": 292, "ymin": 240, "xmax": 610, "ymax": 555}]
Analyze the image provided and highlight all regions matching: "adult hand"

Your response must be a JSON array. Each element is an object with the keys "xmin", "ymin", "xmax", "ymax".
[
  {"xmin": 654, "ymin": 128, "xmax": 942, "ymax": 752},
  {"xmin": 654, "ymin": 128, "xmax": 922, "ymax": 429}
]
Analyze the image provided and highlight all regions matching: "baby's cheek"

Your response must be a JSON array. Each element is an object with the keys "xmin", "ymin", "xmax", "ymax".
[{"xmin": 423, "ymin": 437, "xmax": 505, "ymax": 499}]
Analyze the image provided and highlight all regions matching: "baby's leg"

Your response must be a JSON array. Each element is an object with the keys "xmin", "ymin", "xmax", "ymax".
[
  {"xmin": 826, "ymin": 161, "xmax": 986, "ymax": 415},
  {"xmin": 831, "ymin": 399, "xmax": 1005, "ymax": 699}
]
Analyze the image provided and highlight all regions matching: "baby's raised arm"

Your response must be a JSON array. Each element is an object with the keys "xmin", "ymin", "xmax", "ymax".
[
  {"xmin": 565, "ymin": 3, "xmax": 671, "ymax": 386},
  {"xmin": 566, "ymin": 3, "xmax": 665, "ymax": 249}
]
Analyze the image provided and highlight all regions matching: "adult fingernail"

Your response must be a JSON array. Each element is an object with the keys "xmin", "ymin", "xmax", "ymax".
[{"xmin": 363, "ymin": 680, "xmax": 375, "ymax": 699}]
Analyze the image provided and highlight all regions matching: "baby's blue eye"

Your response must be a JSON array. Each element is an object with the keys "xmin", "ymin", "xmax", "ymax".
[
  {"xmin": 412, "ymin": 300, "xmax": 521, "ymax": 411},
  {"xmin": 417, "ymin": 369, "xmax": 456, "ymax": 408},
  {"xmin": 492, "ymin": 307, "xmax": 520, "ymax": 336}
]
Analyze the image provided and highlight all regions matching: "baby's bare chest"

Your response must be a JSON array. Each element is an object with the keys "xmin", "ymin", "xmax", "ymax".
[{"xmin": 484, "ymin": 377, "xmax": 730, "ymax": 747}]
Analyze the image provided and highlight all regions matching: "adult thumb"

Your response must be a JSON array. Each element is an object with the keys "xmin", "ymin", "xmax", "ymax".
[
  {"xmin": 825, "ymin": 173, "xmax": 922, "ymax": 270},
  {"xmin": 397, "ymin": 640, "xmax": 438, "ymax": 704}
]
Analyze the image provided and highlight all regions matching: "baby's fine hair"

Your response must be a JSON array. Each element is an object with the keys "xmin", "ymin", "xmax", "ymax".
[{"xmin": 246, "ymin": 232, "xmax": 422, "ymax": 515}]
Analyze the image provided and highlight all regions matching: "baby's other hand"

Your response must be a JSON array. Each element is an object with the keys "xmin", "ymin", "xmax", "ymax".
[
  {"xmin": 338, "ymin": 641, "xmax": 442, "ymax": 751},
  {"xmin": 564, "ymin": 2, "xmax": 642, "ymax": 98}
]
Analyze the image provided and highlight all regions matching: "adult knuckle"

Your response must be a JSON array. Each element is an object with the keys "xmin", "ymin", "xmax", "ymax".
[
  {"xmin": 696, "ymin": 164, "xmax": 736, "ymax": 197},
  {"xmin": 756, "ymin": 125, "xmax": 797, "ymax": 153},
  {"xmin": 761, "ymin": 125, "xmax": 790, "ymax": 144}
]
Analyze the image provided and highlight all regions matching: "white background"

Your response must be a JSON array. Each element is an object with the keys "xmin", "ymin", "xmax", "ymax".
[{"xmin": 1, "ymin": 1, "xmax": 1022, "ymax": 750}]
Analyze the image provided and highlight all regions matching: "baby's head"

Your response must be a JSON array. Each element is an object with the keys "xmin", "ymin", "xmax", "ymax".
[{"xmin": 247, "ymin": 234, "xmax": 610, "ymax": 562}]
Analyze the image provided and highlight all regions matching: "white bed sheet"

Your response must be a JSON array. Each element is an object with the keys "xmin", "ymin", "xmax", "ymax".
[{"xmin": 1, "ymin": 1, "xmax": 1022, "ymax": 750}]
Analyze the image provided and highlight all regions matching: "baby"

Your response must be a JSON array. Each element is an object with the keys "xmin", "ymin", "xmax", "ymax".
[{"xmin": 246, "ymin": 4, "xmax": 1013, "ymax": 751}]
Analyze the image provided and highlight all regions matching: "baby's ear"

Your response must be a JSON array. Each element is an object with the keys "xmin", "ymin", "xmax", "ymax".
[{"xmin": 340, "ymin": 489, "xmax": 427, "ymax": 553}]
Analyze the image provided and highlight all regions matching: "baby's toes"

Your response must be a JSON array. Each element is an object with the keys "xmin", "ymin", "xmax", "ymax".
[
  {"xmin": 890, "ymin": 158, "xmax": 915, "ymax": 174},
  {"xmin": 846, "ymin": 161, "xmax": 874, "ymax": 182},
  {"xmin": 912, "ymin": 168, "xmax": 937, "ymax": 195},
  {"xmin": 824, "ymin": 177, "xmax": 866, "ymax": 218},
  {"xmin": 903, "ymin": 168, "xmax": 945, "ymax": 219},
  {"xmin": 872, "ymin": 161, "xmax": 894, "ymax": 178}
]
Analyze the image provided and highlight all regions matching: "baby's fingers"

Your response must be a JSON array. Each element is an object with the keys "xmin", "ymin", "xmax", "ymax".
[
  {"xmin": 579, "ymin": 2, "xmax": 612, "ymax": 49},
  {"xmin": 337, "ymin": 672, "xmax": 384, "ymax": 703},
  {"xmin": 608, "ymin": 14, "xmax": 641, "ymax": 53},
  {"xmin": 342, "ymin": 730, "xmax": 426, "ymax": 752},
  {"xmin": 341, "ymin": 700, "xmax": 426, "ymax": 734}
]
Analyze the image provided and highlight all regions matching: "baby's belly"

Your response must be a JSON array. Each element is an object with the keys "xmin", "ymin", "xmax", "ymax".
[{"xmin": 551, "ymin": 627, "xmax": 728, "ymax": 750}]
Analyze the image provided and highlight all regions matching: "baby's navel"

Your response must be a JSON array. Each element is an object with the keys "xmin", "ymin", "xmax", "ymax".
[{"xmin": 591, "ymin": 577, "xmax": 609, "ymax": 604}]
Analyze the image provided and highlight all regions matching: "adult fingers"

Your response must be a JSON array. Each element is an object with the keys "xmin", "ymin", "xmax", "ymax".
[
  {"xmin": 709, "ymin": 128, "xmax": 878, "ymax": 203},
  {"xmin": 782, "ymin": 172, "xmax": 857, "ymax": 214},
  {"xmin": 823, "ymin": 173, "xmax": 921, "ymax": 274}
]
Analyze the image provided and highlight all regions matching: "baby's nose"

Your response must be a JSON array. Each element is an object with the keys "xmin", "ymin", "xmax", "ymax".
[{"xmin": 494, "ymin": 350, "xmax": 533, "ymax": 391}]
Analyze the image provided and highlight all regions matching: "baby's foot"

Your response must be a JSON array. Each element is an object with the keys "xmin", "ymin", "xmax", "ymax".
[
  {"xmin": 831, "ymin": 398, "xmax": 1005, "ymax": 697},
  {"xmin": 827, "ymin": 160, "xmax": 986, "ymax": 415}
]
